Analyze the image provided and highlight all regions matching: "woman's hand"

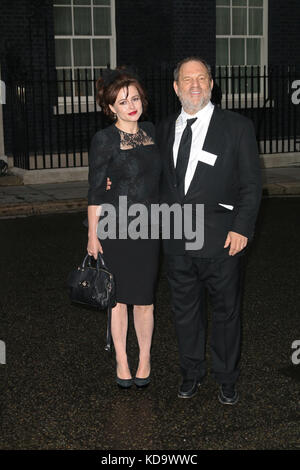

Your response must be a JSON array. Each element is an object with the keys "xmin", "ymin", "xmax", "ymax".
[{"xmin": 87, "ymin": 235, "xmax": 103, "ymax": 259}]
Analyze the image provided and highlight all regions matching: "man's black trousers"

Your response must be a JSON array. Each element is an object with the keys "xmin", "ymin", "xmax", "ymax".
[{"xmin": 166, "ymin": 253, "xmax": 244, "ymax": 385}]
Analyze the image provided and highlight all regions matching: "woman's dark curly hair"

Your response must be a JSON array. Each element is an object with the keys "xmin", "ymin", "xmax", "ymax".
[{"xmin": 96, "ymin": 68, "xmax": 148, "ymax": 120}]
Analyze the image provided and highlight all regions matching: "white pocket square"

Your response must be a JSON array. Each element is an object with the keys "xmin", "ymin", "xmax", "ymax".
[
  {"xmin": 198, "ymin": 150, "xmax": 218, "ymax": 166},
  {"xmin": 218, "ymin": 203, "xmax": 234, "ymax": 210}
]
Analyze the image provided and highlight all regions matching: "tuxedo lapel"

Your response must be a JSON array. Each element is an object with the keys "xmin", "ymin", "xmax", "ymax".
[
  {"xmin": 202, "ymin": 106, "xmax": 225, "ymax": 156},
  {"xmin": 184, "ymin": 107, "xmax": 225, "ymax": 200}
]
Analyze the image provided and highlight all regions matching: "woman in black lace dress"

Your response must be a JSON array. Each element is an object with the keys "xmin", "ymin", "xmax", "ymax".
[{"xmin": 87, "ymin": 69, "xmax": 161, "ymax": 389}]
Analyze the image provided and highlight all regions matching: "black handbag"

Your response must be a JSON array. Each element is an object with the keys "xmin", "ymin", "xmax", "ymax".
[{"xmin": 67, "ymin": 253, "xmax": 116, "ymax": 351}]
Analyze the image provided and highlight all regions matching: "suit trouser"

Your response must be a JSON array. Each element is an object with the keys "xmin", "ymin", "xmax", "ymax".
[{"xmin": 165, "ymin": 253, "xmax": 244, "ymax": 384}]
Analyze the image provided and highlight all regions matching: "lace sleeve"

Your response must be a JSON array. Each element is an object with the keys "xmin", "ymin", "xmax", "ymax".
[{"xmin": 87, "ymin": 131, "xmax": 111, "ymax": 206}]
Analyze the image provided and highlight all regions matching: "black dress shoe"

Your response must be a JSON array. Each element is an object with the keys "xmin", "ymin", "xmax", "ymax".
[
  {"xmin": 178, "ymin": 379, "xmax": 201, "ymax": 399},
  {"xmin": 134, "ymin": 375, "xmax": 150, "ymax": 388},
  {"xmin": 116, "ymin": 377, "xmax": 133, "ymax": 389},
  {"xmin": 218, "ymin": 383, "xmax": 239, "ymax": 405}
]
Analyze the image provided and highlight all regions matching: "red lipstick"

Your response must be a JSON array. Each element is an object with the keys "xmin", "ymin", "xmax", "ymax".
[{"xmin": 128, "ymin": 111, "xmax": 137, "ymax": 116}]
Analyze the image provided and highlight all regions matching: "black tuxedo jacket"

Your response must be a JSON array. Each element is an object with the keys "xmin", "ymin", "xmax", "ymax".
[{"xmin": 156, "ymin": 105, "xmax": 262, "ymax": 258}]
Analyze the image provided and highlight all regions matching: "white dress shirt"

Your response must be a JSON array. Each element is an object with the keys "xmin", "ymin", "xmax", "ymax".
[{"xmin": 173, "ymin": 101, "xmax": 214, "ymax": 195}]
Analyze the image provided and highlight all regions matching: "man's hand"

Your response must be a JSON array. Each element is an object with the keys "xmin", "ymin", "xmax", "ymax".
[
  {"xmin": 106, "ymin": 177, "xmax": 111, "ymax": 191},
  {"xmin": 224, "ymin": 231, "xmax": 248, "ymax": 256}
]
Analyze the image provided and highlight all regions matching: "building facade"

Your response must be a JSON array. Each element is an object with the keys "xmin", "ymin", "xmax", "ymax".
[{"xmin": 0, "ymin": 0, "xmax": 300, "ymax": 169}]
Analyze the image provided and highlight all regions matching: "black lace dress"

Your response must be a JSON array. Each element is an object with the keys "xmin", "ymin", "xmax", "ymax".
[{"xmin": 87, "ymin": 121, "xmax": 161, "ymax": 305}]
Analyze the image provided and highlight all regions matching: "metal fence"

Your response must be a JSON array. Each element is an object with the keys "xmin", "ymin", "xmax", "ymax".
[{"xmin": 5, "ymin": 64, "xmax": 300, "ymax": 170}]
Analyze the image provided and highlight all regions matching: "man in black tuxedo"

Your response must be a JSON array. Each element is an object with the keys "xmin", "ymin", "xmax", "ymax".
[{"xmin": 156, "ymin": 57, "xmax": 262, "ymax": 404}]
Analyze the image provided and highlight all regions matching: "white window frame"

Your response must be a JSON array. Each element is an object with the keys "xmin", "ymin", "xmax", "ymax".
[
  {"xmin": 216, "ymin": 0, "xmax": 269, "ymax": 108},
  {"xmin": 53, "ymin": 0, "xmax": 116, "ymax": 113}
]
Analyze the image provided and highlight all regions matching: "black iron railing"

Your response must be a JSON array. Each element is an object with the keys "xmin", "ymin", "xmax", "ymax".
[{"xmin": 5, "ymin": 64, "xmax": 300, "ymax": 169}]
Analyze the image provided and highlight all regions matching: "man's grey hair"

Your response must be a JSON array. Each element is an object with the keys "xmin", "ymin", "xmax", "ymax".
[{"xmin": 173, "ymin": 57, "xmax": 212, "ymax": 82}]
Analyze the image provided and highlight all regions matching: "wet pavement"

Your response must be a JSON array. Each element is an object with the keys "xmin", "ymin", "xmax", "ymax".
[{"xmin": 0, "ymin": 198, "xmax": 299, "ymax": 450}]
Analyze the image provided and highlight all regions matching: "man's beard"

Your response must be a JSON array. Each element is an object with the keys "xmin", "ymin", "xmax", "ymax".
[{"xmin": 178, "ymin": 89, "xmax": 212, "ymax": 114}]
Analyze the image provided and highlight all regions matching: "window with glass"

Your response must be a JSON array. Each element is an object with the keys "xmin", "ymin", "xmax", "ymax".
[
  {"xmin": 54, "ymin": 0, "xmax": 116, "ymax": 99},
  {"xmin": 216, "ymin": 0, "xmax": 267, "ymax": 95}
]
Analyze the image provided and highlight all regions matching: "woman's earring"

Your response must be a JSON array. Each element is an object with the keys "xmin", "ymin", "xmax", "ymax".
[{"xmin": 114, "ymin": 113, "xmax": 117, "ymax": 120}]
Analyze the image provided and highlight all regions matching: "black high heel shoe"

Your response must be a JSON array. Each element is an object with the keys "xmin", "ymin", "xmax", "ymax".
[
  {"xmin": 116, "ymin": 377, "xmax": 133, "ymax": 389},
  {"xmin": 134, "ymin": 375, "xmax": 151, "ymax": 388},
  {"xmin": 116, "ymin": 362, "xmax": 133, "ymax": 389}
]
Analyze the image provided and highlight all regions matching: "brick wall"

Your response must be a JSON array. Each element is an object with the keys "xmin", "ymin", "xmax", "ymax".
[
  {"xmin": 116, "ymin": 0, "xmax": 216, "ymax": 68},
  {"xmin": 269, "ymin": 0, "xmax": 300, "ymax": 65},
  {"xmin": 0, "ymin": 0, "xmax": 55, "ymax": 81},
  {"xmin": 115, "ymin": 0, "xmax": 174, "ymax": 66},
  {"xmin": 172, "ymin": 0, "xmax": 215, "ymax": 66},
  {"xmin": 0, "ymin": 0, "xmax": 55, "ymax": 156}
]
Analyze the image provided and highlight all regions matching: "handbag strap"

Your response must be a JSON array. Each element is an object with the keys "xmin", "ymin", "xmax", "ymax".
[
  {"xmin": 104, "ymin": 301, "xmax": 112, "ymax": 352},
  {"xmin": 97, "ymin": 252, "xmax": 107, "ymax": 269},
  {"xmin": 82, "ymin": 252, "xmax": 108, "ymax": 270}
]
